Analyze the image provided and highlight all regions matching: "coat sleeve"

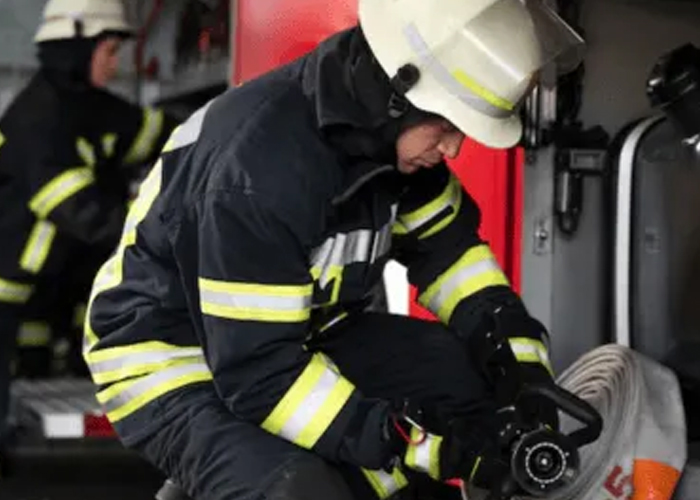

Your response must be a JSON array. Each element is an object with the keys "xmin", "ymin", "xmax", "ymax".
[
  {"xmin": 119, "ymin": 105, "xmax": 180, "ymax": 169},
  {"xmin": 194, "ymin": 188, "xmax": 395, "ymax": 469},
  {"xmin": 390, "ymin": 163, "xmax": 551, "ymax": 369},
  {"xmin": 25, "ymin": 136, "xmax": 127, "ymax": 250}
]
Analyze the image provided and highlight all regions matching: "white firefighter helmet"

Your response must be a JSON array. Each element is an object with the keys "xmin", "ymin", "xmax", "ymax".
[
  {"xmin": 359, "ymin": 0, "xmax": 585, "ymax": 149},
  {"xmin": 34, "ymin": 0, "xmax": 133, "ymax": 43}
]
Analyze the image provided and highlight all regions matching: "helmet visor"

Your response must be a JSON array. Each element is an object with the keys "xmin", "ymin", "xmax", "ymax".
[
  {"xmin": 523, "ymin": 0, "xmax": 586, "ymax": 75},
  {"xmin": 401, "ymin": 0, "xmax": 585, "ymax": 119},
  {"xmin": 453, "ymin": 0, "xmax": 586, "ymax": 86}
]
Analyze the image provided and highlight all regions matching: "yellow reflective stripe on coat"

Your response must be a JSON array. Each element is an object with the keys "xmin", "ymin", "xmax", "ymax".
[
  {"xmin": 361, "ymin": 467, "xmax": 409, "ymax": 499},
  {"xmin": 397, "ymin": 175, "xmax": 462, "ymax": 239},
  {"xmin": 83, "ymin": 254, "xmax": 123, "ymax": 354},
  {"xmin": 76, "ymin": 136, "xmax": 96, "ymax": 166},
  {"xmin": 419, "ymin": 245, "xmax": 509, "ymax": 323},
  {"xmin": 17, "ymin": 321, "xmax": 52, "ymax": 347},
  {"xmin": 97, "ymin": 358, "xmax": 212, "ymax": 422},
  {"xmin": 405, "ymin": 427, "xmax": 443, "ymax": 481},
  {"xmin": 85, "ymin": 341, "xmax": 205, "ymax": 385},
  {"xmin": 0, "ymin": 131, "xmax": 5, "ymax": 148},
  {"xmin": 124, "ymin": 107, "xmax": 165, "ymax": 164},
  {"xmin": 83, "ymin": 160, "xmax": 163, "ymax": 356},
  {"xmin": 29, "ymin": 167, "xmax": 95, "ymax": 218},
  {"xmin": 261, "ymin": 352, "xmax": 354, "ymax": 449},
  {"xmin": 73, "ymin": 302, "xmax": 87, "ymax": 329},
  {"xmin": 509, "ymin": 338, "xmax": 554, "ymax": 377},
  {"xmin": 19, "ymin": 220, "xmax": 57, "ymax": 274},
  {"xmin": 0, "ymin": 277, "xmax": 33, "ymax": 304},
  {"xmin": 199, "ymin": 278, "xmax": 313, "ymax": 322},
  {"xmin": 102, "ymin": 133, "xmax": 117, "ymax": 158}
]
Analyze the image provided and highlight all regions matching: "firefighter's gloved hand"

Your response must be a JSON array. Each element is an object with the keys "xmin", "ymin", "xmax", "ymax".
[
  {"xmin": 468, "ymin": 446, "xmax": 525, "ymax": 497},
  {"xmin": 452, "ymin": 413, "xmax": 529, "ymax": 497},
  {"xmin": 491, "ymin": 310, "xmax": 559, "ymax": 431},
  {"xmin": 386, "ymin": 401, "xmax": 499, "ymax": 482}
]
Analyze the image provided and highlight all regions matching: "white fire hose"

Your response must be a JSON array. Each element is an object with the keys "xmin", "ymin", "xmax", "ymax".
[
  {"xmin": 545, "ymin": 344, "xmax": 685, "ymax": 499},
  {"xmin": 463, "ymin": 344, "xmax": 687, "ymax": 500}
]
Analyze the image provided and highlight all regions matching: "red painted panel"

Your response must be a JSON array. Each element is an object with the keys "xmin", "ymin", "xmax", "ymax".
[
  {"xmin": 233, "ymin": 0, "xmax": 358, "ymax": 85},
  {"xmin": 231, "ymin": 0, "xmax": 523, "ymax": 318}
]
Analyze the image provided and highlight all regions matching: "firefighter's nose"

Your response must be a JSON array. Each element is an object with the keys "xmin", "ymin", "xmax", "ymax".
[{"xmin": 438, "ymin": 132, "xmax": 465, "ymax": 159}]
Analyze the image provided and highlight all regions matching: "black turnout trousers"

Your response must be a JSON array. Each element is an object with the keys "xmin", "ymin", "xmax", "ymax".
[{"xmin": 118, "ymin": 313, "xmax": 495, "ymax": 500}]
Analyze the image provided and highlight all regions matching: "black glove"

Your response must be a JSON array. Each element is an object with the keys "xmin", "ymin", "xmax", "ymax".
[
  {"xmin": 386, "ymin": 400, "xmax": 499, "ymax": 482},
  {"xmin": 488, "ymin": 309, "xmax": 560, "ymax": 431}
]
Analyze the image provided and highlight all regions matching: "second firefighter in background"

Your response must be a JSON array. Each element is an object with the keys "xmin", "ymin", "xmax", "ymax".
[{"xmin": 0, "ymin": 0, "xmax": 178, "ymax": 448}]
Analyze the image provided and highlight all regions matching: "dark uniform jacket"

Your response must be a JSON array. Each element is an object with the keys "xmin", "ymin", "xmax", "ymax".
[
  {"xmin": 85, "ymin": 27, "xmax": 550, "ymax": 471},
  {"xmin": 0, "ymin": 68, "xmax": 176, "ymax": 332}
]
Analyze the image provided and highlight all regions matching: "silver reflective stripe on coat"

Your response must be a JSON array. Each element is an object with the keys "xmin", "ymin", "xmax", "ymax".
[
  {"xmin": 371, "ymin": 217, "xmax": 394, "ymax": 262},
  {"xmin": 201, "ymin": 288, "xmax": 309, "ymax": 312},
  {"xmin": 262, "ymin": 353, "xmax": 354, "ymax": 449},
  {"xmin": 97, "ymin": 360, "xmax": 212, "ymax": 422},
  {"xmin": 398, "ymin": 176, "xmax": 461, "ymax": 235},
  {"xmin": 29, "ymin": 167, "xmax": 95, "ymax": 218},
  {"xmin": 311, "ymin": 216, "xmax": 395, "ymax": 288},
  {"xmin": 423, "ymin": 259, "xmax": 499, "ymax": 312},
  {"xmin": 362, "ymin": 467, "xmax": 409, "ymax": 499},
  {"xmin": 199, "ymin": 279, "xmax": 313, "ymax": 322},
  {"xmin": 164, "ymin": 99, "xmax": 213, "ymax": 152},
  {"xmin": 20, "ymin": 220, "xmax": 57, "ymax": 274},
  {"xmin": 0, "ymin": 277, "xmax": 33, "ymax": 304},
  {"xmin": 419, "ymin": 245, "xmax": 510, "ymax": 323},
  {"xmin": 277, "ymin": 365, "xmax": 344, "ymax": 440},
  {"xmin": 405, "ymin": 428, "xmax": 443, "ymax": 480},
  {"xmin": 311, "ymin": 229, "xmax": 373, "ymax": 283},
  {"xmin": 89, "ymin": 346, "xmax": 205, "ymax": 384},
  {"xmin": 509, "ymin": 337, "xmax": 553, "ymax": 375},
  {"xmin": 17, "ymin": 321, "xmax": 52, "ymax": 346}
]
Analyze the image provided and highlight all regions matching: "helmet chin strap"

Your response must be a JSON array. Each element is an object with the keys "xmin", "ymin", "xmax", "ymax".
[{"xmin": 387, "ymin": 63, "xmax": 421, "ymax": 118}]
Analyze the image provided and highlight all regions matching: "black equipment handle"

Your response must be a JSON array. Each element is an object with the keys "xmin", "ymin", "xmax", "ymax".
[{"xmin": 520, "ymin": 383, "xmax": 603, "ymax": 447}]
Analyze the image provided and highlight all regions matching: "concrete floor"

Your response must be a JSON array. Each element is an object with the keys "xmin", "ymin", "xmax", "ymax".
[
  {"xmin": 674, "ymin": 443, "xmax": 700, "ymax": 499},
  {"xmin": 1, "ymin": 482, "xmax": 163, "ymax": 500},
  {"xmin": 0, "ymin": 440, "xmax": 165, "ymax": 500}
]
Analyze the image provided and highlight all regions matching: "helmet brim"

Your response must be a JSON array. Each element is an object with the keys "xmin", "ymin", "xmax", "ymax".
[{"xmin": 359, "ymin": 0, "xmax": 523, "ymax": 149}]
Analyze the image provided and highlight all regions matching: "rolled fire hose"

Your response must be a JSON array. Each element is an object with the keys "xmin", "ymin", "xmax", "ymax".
[
  {"xmin": 462, "ymin": 343, "xmax": 686, "ymax": 500},
  {"xmin": 549, "ymin": 344, "xmax": 686, "ymax": 500}
]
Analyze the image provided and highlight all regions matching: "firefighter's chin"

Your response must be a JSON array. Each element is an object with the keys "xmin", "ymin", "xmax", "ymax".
[
  {"xmin": 398, "ymin": 159, "xmax": 436, "ymax": 174},
  {"xmin": 397, "ymin": 163, "xmax": 420, "ymax": 174}
]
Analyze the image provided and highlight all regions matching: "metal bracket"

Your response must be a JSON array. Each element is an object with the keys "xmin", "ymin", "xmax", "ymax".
[
  {"xmin": 557, "ymin": 148, "xmax": 608, "ymax": 175},
  {"xmin": 554, "ymin": 147, "xmax": 608, "ymax": 237},
  {"xmin": 533, "ymin": 216, "xmax": 553, "ymax": 256}
]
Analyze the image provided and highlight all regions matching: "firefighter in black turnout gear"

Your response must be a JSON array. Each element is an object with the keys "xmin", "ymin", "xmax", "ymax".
[
  {"xmin": 84, "ymin": 0, "xmax": 585, "ymax": 498},
  {"xmin": 0, "ymin": 0, "xmax": 177, "ymax": 448}
]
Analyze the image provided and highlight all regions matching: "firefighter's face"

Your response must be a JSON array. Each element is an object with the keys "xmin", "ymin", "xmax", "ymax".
[
  {"xmin": 91, "ymin": 37, "xmax": 122, "ymax": 88},
  {"xmin": 396, "ymin": 118, "xmax": 465, "ymax": 174}
]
